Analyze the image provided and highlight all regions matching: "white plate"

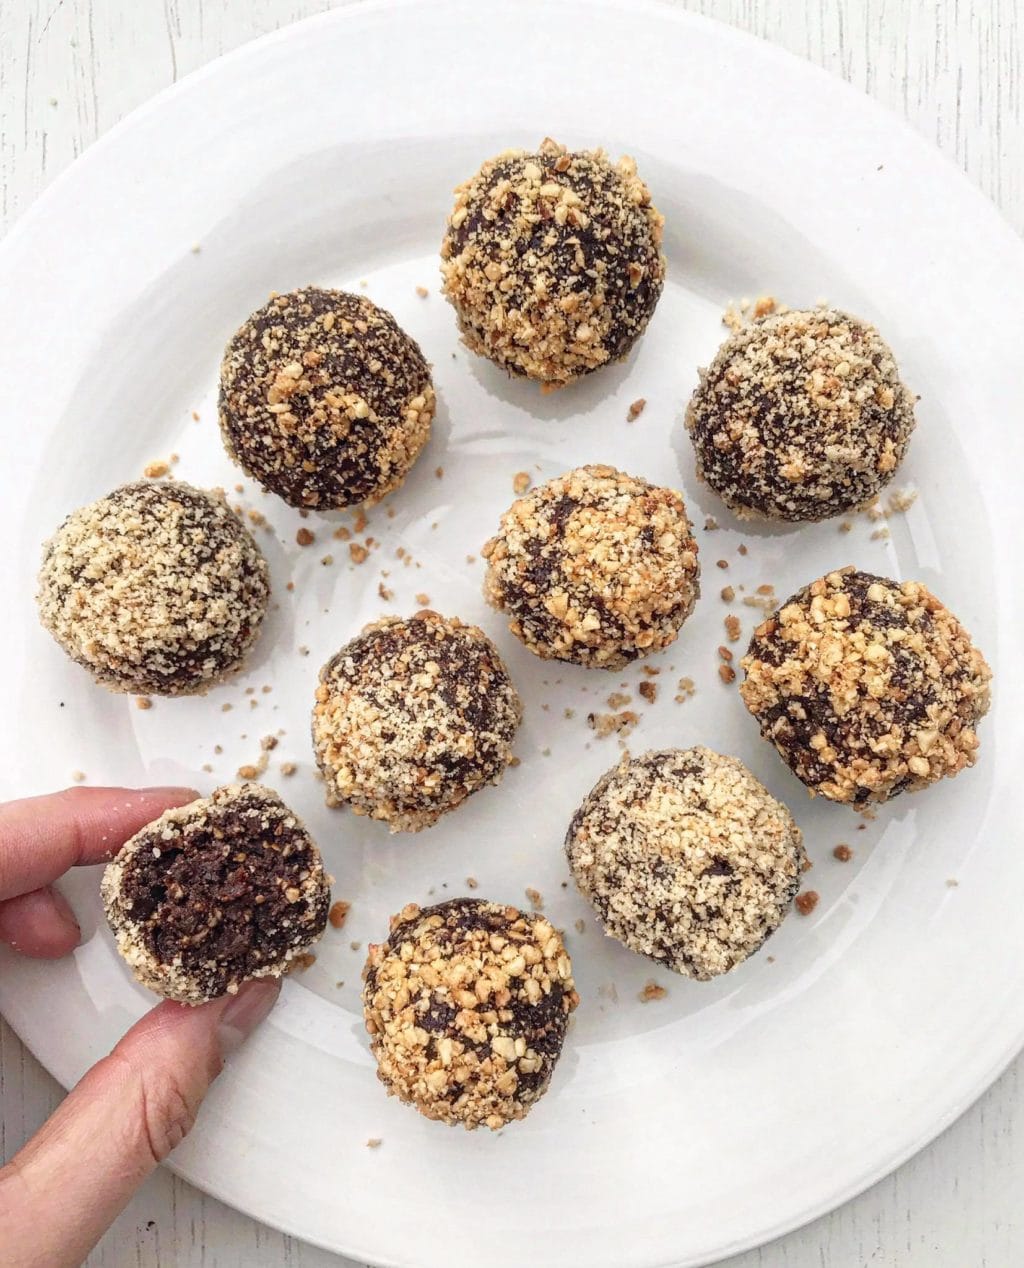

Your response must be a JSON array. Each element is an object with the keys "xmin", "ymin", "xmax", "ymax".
[{"xmin": 1, "ymin": 2, "xmax": 1022, "ymax": 1265}]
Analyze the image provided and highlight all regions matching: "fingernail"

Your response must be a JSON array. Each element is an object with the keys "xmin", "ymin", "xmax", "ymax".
[
  {"xmin": 144, "ymin": 786, "xmax": 201, "ymax": 803},
  {"xmin": 217, "ymin": 977, "xmax": 282, "ymax": 1056},
  {"xmin": 48, "ymin": 886, "xmax": 83, "ymax": 944}
]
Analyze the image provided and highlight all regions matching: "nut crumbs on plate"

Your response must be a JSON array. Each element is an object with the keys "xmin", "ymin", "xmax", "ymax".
[
  {"xmin": 638, "ymin": 981, "xmax": 667, "ymax": 1003},
  {"xmin": 627, "ymin": 397, "xmax": 646, "ymax": 421},
  {"xmin": 795, "ymin": 891, "xmax": 820, "ymax": 916},
  {"xmin": 329, "ymin": 900, "xmax": 351, "ymax": 929},
  {"xmin": 833, "ymin": 844, "xmax": 853, "ymax": 862},
  {"xmin": 296, "ymin": 527, "xmax": 315, "ymax": 546},
  {"xmin": 512, "ymin": 471, "xmax": 532, "ymax": 494}
]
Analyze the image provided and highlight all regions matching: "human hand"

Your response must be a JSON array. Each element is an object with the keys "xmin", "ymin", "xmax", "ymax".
[{"xmin": 0, "ymin": 786, "xmax": 282, "ymax": 1268}]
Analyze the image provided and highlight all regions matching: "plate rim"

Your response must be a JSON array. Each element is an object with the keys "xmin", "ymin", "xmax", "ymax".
[{"xmin": 1, "ymin": 2, "xmax": 1023, "ymax": 1265}]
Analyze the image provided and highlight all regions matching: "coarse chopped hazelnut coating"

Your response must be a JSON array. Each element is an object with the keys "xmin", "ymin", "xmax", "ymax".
[
  {"xmin": 740, "ymin": 567, "xmax": 992, "ymax": 806},
  {"xmin": 37, "ymin": 481, "xmax": 269, "ymax": 696},
  {"xmin": 482, "ymin": 464, "xmax": 699, "ymax": 670},
  {"xmin": 312, "ymin": 612, "xmax": 522, "ymax": 832},
  {"xmin": 362, "ymin": 899, "xmax": 578, "ymax": 1130},
  {"xmin": 218, "ymin": 288, "xmax": 435, "ymax": 509},
  {"xmin": 101, "ymin": 784, "xmax": 330, "ymax": 1004},
  {"xmin": 440, "ymin": 138, "xmax": 665, "ymax": 388},
  {"xmin": 566, "ymin": 747, "xmax": 805, "ymax": 980},
  {"xmin": 685, "ymin": 308, "xmax": 916, "ymax": 521}
]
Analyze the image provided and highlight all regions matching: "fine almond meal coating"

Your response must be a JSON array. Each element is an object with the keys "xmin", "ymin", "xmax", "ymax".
[
  {"xmin": 102, "ymin": 784, "xmax": 331, "ymax": 1004},
  {"xmin": 567, "ymin": 748, "xmax": 805, "ymax": 980},
  {"xmin": 312, "ymin": 612, "xmax": 522, "ymax": 832},
  {"xmin": 362, "ymin": 899, "xmax": 579, "ymax": 1130},
  {"xmin": 218, "ymin": 287, "xmax": 435, "ymax": 509},
  {"xmin": 741, "ymin": 568, "xmax": 992, "ymax": 807},
  {"xmin": 440, "ymin": 137, "xmax": 665, "ymax": 388},
  {"xmin": 482, "ymin": 464, "xmax": 699, "ymax": 670},
  {"xmin": 37, "ymin": 481, "xmax": 269, "ymax": 696},
  {"xmin": 685, "ymin": 308, "xmax": 916, "ymax": 521}
]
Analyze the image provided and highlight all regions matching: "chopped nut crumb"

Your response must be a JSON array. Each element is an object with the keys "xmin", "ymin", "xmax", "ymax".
[
  {"xmin": 674, "ymin": 676, "xmax": 696, "ymax": 704},
  {"xmin": 718, "ymin": 663, "xmax": 736, "ymax": 684},
  {"xmin": 236, "ymin": 763, "xmax": 260, "ymax": 780},
  {"xmin": 888, "ymin": 486, "xmax": 918, "ymax": 514},
  {"xmin": 718, "ymin": 645, "xmax": 733, "ymax": 662},
  {"xmin": 280, "ymin": 762, "xmax": 297, "ymax": 776},
  {"xmin": 333, "ymin": 525, "xmax": 351, "ymax": 541},
  {"xmin": 639, "ymin": 980, "xmax": 667, "ymax": 1003},
  {"xmin": 143, "ymin": 460, "xmax": 170, "ymax": 479},
  {"xmin": 328, "ymin": 900, "xmax": 351, "ymax": 929},
  {"xmin": 525, "ymin": 887, "xmax": 544, "ymax": 911},
  {"xmin": 321, "ymin": 554, "xmax": 334, "ymax": 566},
  {"xmin": 366, "ymin": 1138, "xmax": 382, "ymax": 1148},
  {"xmin": 260, "ymin": 734, "xmax": 278, "ymax": 751},
  {"xmin": 512, "ymin": 471, "xmax": 532, "ymax": 495},
  {"xmin": 135, "ymin": 696, "xmax": 153, "ymax": 710},
  {"xmin": 946, "ymin": 878, "xmax": 959, "ymax": 888},
  {"xmin": 716, "ymin": 559, "xmax": 729, "ymax": 570},
  {"xmin": 574, "ymin": 918, "xmax": 586, "ymax": 934},
  {"xmin": 71, "ymin": 770, "xmax": 86, "ymax": 783},
  {"xmin": 296, "ymin": 527, "xmax": 315, "ymax": 547},
  {"xmin": 638, "ymin": 680, "xmax": 658, "ymax": 704},
  {"xmin": 833, "ymin": 844, "xmax": 853, "ymax": 862},
  {"xmin": 465, "ymin": 876, "xmax": 479, "ymax": 889},
  {"xmin": 587, "ymin": 710, "xmax": 639, "ymax": 738},
  {"xmin": 626, "ymin": 397, "xmax": 646, "ymax": 422},
  {"xmin": 721, "ymin": 585, "xmax": 735, "ymax": 602},
  {"xmin": 378, "ymin": 581, "xmax": 394, "ymax": 601},
  {"xmin": 349, "ymin": 542, "xmax": 369, "ymax": 564},
  {"xmin": 795, "ymin": 890, "xmax": 820, "ymax": 916},
  {"xmin": 415, "ymin": 285, "xmax": 429, "ymax": 298},
  {"xmin": 606, "ymin": 690, "xmax": 632, "ymax": 709},
  {"xmin": 704, "ymin": 515, "xmax": 719, "ymax": 531},
  {"xmin": 839, "ymin": 521, "xmax": 853, "ymax": 534},
  {"xmin": 415, "ymin": 592, "xmax": 430, "ymax": 606},
  {"xmin": 724, "ymin": 614, "xmax": 741, "ymax": 642},
  {"xmin": 352, "ymin": 508, "xmax": 368, "ymax": 534},
  {"xmin": 288, "ymin": 952, "xmax": 317, "ymax": 973},
  {"xmin": 435, "ymin": 465, "xmax": 444, "ymax": 479}
]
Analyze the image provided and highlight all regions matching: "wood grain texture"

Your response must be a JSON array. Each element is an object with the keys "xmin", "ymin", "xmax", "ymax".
[{"xmin": 1, "ymin": 1, "xmax": 1022, "ymax": 1264}]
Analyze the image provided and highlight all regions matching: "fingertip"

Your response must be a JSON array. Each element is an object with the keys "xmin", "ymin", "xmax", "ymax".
[
  {"xmin": 216, "ymin": 977, "xmax": 283, "ymax": 1056},
  {"xmin": 0, "ymin": 886, "xmax": 81, "ymax": 959}
]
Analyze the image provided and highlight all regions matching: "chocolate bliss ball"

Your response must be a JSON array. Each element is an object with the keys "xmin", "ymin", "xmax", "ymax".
[
  {"xmin": 37, "ymin": 481, "xmax": 269, "ymax": 696},
  {"xmin": 566, "ymin": 748, "xmax": 805, "ymax": 980},
  {"xmin": 102, "ymin": 784, "xmax": 331, "ymax": 1004},
  {"xmin": 685, "ymin": 308, "xmax": 916, "ymax": 521},
  {"xmin": 741, "ymin": 568, "xmax": 992, "ymax": 806},
  {"xmin": 312, "ymin": 612, "xmax": 522, "ymax": 832},
  {"xmin": 441, "ymin": 138, "xmax": 665, "ymax": 388},
  {"xmin": 219, "ymin": 287, "xmax": 434, "ymax": 509},
  {"xmin": 362, "ymin": 898, "xmax": 578, "ymax": 1130},
  {"xmin": 483, "ymin": 464, "xmax": 699, "ymax": 669}
]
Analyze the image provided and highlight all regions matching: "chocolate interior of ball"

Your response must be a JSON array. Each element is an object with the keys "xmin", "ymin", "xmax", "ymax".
[{"xmin": 113, "ymin": 786, "xmax": 329, "ymax": 999}]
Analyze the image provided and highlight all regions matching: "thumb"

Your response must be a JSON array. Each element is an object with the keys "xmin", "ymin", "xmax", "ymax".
[{"xmin": 0, "ymin": 977, "xmax": 280, "ymax": 1268}]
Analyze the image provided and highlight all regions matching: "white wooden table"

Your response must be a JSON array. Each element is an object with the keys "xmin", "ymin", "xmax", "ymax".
[{"xmin": 2, "ymin": 2, "xmax": 1022, "ymax": 1264}]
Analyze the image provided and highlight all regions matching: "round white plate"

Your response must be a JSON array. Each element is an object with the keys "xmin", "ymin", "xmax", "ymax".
[{"xmin": 1, "ymin": 2, "xmax": 1022, "ymax": 1265}]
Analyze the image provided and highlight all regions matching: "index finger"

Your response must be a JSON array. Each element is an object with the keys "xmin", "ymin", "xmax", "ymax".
[{"xmin": 0, "ymin": 786, "xmax": 198, "ymax": 902}]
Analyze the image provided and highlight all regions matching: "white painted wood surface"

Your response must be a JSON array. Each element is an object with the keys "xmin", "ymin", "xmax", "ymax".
[{"xmin": 1, "ymin": 1, "xmax": 1022, "ymax": 1263}]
